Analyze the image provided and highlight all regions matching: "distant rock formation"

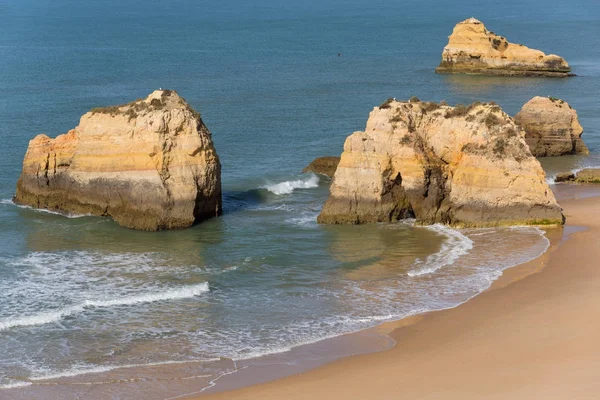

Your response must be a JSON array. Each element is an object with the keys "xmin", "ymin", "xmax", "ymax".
[
  {"xmin": 318, "ymin": 98, "xmax": 563, "ymax": 227},
  {"xmin": 554, "ymin": 169, "xmax": 600, "ymax": 183},
  {"xmin": 514, "ymin": 96, "xmax": 588, "ymax": 157},
  {"xmin": 15, "ymin": 90, "xmax": 222, "ymax": 231},
  {"xmin": 302, "ymin": 157, "xmax": 340, "ymax": 178},
  {"xmin": 436, "ymin": 18, "xmax": 571, "ymax": 77}
]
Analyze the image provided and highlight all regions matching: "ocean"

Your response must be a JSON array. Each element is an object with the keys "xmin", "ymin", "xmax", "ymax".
[{"xmin": 1, "ymin": 0, "xmax": 599, "ymax": 398}]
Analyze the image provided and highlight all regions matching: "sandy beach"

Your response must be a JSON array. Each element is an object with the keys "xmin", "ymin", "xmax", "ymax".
[{"xmin": 199, "ymin": 185, "xmax": 600, "ymax": 400}]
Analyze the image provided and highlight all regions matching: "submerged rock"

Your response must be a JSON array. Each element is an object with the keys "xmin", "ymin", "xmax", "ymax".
[
  {"xmin": 15, "ymin": 90, "xmax": 222, "ymax": 231},
  {"xmin": 318, "ymin": 99, "xmax": 563, "ymax": 227},
  {"xmin": 436, "ymin": 18, "xmax": 571, "ymax": 77},
  {"xmin": 514, "ymin": 96, "xmax": 588, "ymax": 157},
  {"xmin": 302, "ymin": 157, "xmax": 340, "ymax": 178}
]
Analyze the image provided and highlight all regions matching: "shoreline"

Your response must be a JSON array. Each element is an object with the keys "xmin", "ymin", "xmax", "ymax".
[
  {"xmin": 2, "ymin": 184, "xmax": 598, "ymax": 399},
  {"xmin": 197, "ymin": 183, "xmax": 600, "ymax": 400}
]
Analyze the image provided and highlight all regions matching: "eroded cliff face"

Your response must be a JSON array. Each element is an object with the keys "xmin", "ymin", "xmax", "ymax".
[
  {"xmin": 318, "ymin": 99, "xmax": 563, "ymax": 227},
  {"xmin": 436, "ymin": 18, "xmax": 571, "ymax": 77},
  {"xmin": 514, "ymin": 96, "xmax": 588, "ymax": 157},
  {"xmin": 15, "ymin": 90, "xmax": 222, "ymax": 231}
]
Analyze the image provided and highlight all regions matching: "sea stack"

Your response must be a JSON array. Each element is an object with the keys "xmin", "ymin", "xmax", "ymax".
[
  {"xmin": 15, "ymin": 90, "xmax": 222, "ymax": 231},
  {"xmin": 318, "ymin": 99, "xmax": 563, "ymax": 227},
  {"xmin": 436, "ymin": 18, "xmax": 571, "ymax": 77},
  {"xmin": 514, "ymin": 96, "xmax": 588, "ymax": 157}
]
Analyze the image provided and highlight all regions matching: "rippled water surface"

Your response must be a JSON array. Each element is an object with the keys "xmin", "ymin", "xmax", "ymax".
[{"xmin": 0, "ymin": 0, "xmax": 599, "ymax": 397}]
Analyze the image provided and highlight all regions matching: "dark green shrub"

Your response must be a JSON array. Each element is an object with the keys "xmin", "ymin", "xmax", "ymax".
[
  {"xmin": 493, "ymin": 138, "xmax": 506, "ymax": 156},
  {"xmin": 379, "ymin": 98, "xmax": 395, "ymax": 109},
  {"xmin": 484, "ymin": 114, "xmax": 501, "ymax": 128},
  {"xmin": 421, "ymin": 102, "xmax": 441, "ymax": 114}
]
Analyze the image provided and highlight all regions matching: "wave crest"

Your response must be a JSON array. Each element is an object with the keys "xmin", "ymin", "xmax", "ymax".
[
  {"xmin": 408, "ymin": 225, "xmax": 473, "ymax": 276},
  {"xmin": 261, "ymin": 174, "xmax": 319, "ymax": 195},
  {"xmin": 0, "ymin": 282, "xmax": 209, "ymax": 331}
]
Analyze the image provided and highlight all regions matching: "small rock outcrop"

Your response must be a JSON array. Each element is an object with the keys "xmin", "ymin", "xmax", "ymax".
[
  {"xmin": 555, "ymin": 169, "xmax": 600, "ymax": 183},
  {"xmin": 318, "ymin": 99, "xmax": 563, "ymax": 227},
  {"xmin": 302, "ymin": 157, "xmax": 340, "ymax": 178},
  {"xmin": 554, "ymin": 172, "xmax": 575, "ymax": 183},
  {"xmin": 15, "ymin": 90, "xmax": 222, "ymax": 231},
  {"xmin": 514, "ymin": 96, "xmax": 588, "ymax": 157},
  {"xmin": 436, "ymin": 18, "xmax": 571, "ymax": 77}
]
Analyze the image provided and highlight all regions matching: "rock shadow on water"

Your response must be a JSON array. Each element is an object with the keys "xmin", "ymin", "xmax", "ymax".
[{"xmin": 320, "ymin": 222, "xmax": 445, "ymax": 281}]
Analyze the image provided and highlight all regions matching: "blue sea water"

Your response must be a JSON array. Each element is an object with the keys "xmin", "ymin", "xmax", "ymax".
[{"xmin": 0, "ymin": 0, "xmax": 599, "ymax": 397}]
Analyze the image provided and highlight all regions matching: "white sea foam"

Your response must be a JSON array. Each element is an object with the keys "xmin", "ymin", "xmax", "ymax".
[
  {"xmin": 29, "ymin": 359, "xmax": 219, "ymax": 382},
  {"xmin": 547, "ymin": 166, "xmax": 600, "ymax": 185},
  {"xmin": 408, "ymin": 224, "xmax": 474, "ymax": 276},
  {"xmin": 261, "ymin": 174, "xmax": 319, "ymax": 195},
  {"xmin": 285, "ymin": 212, "xmax": 318, "ymax": 227},
  {"xmin": 0, "ymin": 282, "xmax": 209, "ymax": 331},
  {"xmin": 0, "ymin": 381, "xmax": 33, "ymax": 389},
  {"xmin": 1, "ymin": 198, "xmax": 91, "ymax": 218}
]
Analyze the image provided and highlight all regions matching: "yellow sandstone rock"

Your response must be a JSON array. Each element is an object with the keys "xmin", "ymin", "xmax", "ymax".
[
  {"xmin": 514, "ymin": 96, "xmax": 588, "ymax": 157},
  {"xmin": 318, "ymin": 99, "xmax": 563, "ymax": 227},
  {"xmin": 15, "ymin": 90, "xmax": 222, "ymax": 230},
  {"xmin": 436, "ymin": 18, "xmax": 571, "ymax": 77}
]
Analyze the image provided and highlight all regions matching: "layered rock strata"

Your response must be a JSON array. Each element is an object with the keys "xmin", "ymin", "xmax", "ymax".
[
  {"xmin": 436, "ymin": 18, "xmax": 571, "ymax": 77},
  {"xmin": 15, "ymin": 90, "xmax": 222, "ymax": 231},
  {"xmin": 514, "ymin": 96, "xmax": 588, "ymax": 157},
  {"xmin": 302, "ymin": 157, "xmax": 340, "ymax": 178},
  {"xmin": 318, "ymin": 99, "xmax": 563, "ymax": 227}
]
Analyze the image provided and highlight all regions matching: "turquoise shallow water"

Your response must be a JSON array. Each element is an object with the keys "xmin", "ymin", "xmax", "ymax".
[{"xmin": 0, "ymin": 0, "xmax": 599, "ymax": 397}]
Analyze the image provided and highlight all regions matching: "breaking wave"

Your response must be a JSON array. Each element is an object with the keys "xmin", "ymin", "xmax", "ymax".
[
  {"xmin": 408, "ymin": 225, "xmax": 474, "ymax": 276},
  {"xmin": 0, "ymin": 282, "xmax": 209, "ymax": 331},
  {"xmin": 261, "ymin": 174, "xmax": 319, "ymax": 195}
]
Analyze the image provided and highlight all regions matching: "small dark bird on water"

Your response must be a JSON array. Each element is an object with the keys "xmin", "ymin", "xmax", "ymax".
[{"xmin": 338, "ymin": 53, "xmax": 341, "ymax": 57}]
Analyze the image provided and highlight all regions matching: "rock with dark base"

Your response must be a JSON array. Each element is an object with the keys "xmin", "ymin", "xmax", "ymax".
[
  {"xmin": 318, "ymin": 99, "xmax": 563, "ymax": 227},
  {"xmin": 553, "ymin": 169, "xmax": 600, "ymax": 183},
  {"xmin": 436, "ymin": 18, "xmax": 571, "ymax": 77},
  {"xmin": 302, "ymin": 157, "xmax": 340, "ymax": 178},
  {"xmin": 554, "ymin": 172, "xmax": 576, "ymax": 183},
  {"xmin": 575, "ymin": 169, "xmax": 600, "ymax": 183},
  {"xmin": 514, "ymin": 96, "xmax": 588, "ymax": 157},
  {"xmin": 15, "ymin": 90, "xmax": 222, "ymax": 231}
]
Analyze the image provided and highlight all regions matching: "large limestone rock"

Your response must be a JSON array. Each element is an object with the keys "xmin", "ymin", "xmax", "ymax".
[
  {"xmin": 302, "ymin": 157, "xmax": 340, "ymax": 178},
  {"xmin": 514, "ymin": 96, "xmax": 588, "ymax": 157},
  {"xmin": 436, "ymin": 18, "xmax": 571, "ymax": 77},
  {"xmin": 15, "ymin": 90, "xmax": 222, "ymax": 231},
  {"xmin": 318, "ymin": 99, "xmax": 563, "ymax": 227}
]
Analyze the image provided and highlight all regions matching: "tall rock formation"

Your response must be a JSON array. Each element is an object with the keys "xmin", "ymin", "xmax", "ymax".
[
  {"xmin": 514, "ymin": 96, "xmax": 588, "ymax": 157},
  {"xmin": 436, "ymin": 18, "xmax": 571, "ymax": 77},
  {"xmin": 15, "ymin": 90, "xmax": 222, "ymax": 231},
  {"xmin": 318, "ymin": 99, "xmax": 563, "ymax": 227}
]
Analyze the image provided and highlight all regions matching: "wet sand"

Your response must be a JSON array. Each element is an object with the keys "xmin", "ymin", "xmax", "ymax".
[{"xmin": 198, "ymin": 184, "xmax": 600, "ymax": 400}]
